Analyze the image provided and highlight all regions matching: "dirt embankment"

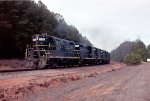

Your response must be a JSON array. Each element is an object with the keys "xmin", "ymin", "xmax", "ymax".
[
  {"xmin": 0, "ymin": 62, "xmax": 125, "ymax": 101},
  {"xmin": 0, "ymin": 59, "xmax": 25, "ymax": 71}
]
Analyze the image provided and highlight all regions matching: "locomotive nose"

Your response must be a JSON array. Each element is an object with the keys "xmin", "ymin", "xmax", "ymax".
[{"xmin": 33, "ymin": 51, "xmax": 40, "ymax": 58}]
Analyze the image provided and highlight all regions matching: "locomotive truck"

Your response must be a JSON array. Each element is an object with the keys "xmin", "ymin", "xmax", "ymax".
[{"xmin": 25, "ymin": 34, "xmax": 110, "ymax": 69}]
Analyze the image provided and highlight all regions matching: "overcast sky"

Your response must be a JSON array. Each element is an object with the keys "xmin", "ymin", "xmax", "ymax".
[{"xmin": 35, "ymin": 0, "xmax": 150, "ymax": 51}]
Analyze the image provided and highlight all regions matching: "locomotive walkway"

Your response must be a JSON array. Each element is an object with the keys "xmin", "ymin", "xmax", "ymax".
[{"xmin": 17, "ymin": 63, "xmax": 150, "ymax": 101}]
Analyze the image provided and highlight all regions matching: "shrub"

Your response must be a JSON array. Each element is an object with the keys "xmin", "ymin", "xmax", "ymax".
[{"xmin": 124, "ymin": 52, "xmax": 142, "ymax": 65}]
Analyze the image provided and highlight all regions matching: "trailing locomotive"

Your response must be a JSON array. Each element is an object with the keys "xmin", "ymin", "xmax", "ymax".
[{"xmin": 25, "ymin": 34, "xmax": 110, "ymax": 69}]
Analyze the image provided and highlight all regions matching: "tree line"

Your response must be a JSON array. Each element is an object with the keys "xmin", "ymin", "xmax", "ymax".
[
  {"xmin": 0, "ymin": 0, "xmax": 91, "ymax": 58},
  {"xmin": 111, "ymin": 39, "xmax": 150, "ymax": 65}
]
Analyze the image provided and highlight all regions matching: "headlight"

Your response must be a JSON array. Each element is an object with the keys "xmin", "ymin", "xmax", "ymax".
[{"xmin": 39, "ymin": 38, "xmax": 45, "ymax": 41}]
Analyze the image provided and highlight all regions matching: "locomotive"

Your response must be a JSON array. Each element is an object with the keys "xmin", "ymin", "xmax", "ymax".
[{"xmin": 25, "ymin": 34, "xmax": 110, "ymax": 69}]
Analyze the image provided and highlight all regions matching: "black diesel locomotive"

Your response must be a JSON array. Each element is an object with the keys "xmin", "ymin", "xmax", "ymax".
[{"xmin": 25, "ymin": 34, "xmax": 110, "ymax": 69}]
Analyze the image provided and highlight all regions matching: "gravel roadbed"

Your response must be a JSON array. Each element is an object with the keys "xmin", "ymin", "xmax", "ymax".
[{"xmin": 0, "ymin": 62, "xmax": 125, "ymax": 101}]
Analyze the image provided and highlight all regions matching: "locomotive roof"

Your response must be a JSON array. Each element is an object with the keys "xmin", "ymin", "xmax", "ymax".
[
  {"xmin": 33, "ymin": 34, "xmax": 109, "ymax": 53},
  {"xmin": 33, "ymin": 34, "xmax": 74, "ymax": 43}
]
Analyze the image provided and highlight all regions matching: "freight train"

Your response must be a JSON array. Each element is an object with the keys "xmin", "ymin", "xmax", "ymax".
[{"xmin": 25, "ymin": 34, "xmax": 110, "ymax": 69}]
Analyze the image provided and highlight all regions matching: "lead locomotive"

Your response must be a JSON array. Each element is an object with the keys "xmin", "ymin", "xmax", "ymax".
[{"xmin": 25, "ymin": 34, "xmax": 110, "ymax": 69}]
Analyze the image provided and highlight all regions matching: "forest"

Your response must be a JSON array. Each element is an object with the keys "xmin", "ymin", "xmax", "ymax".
[
  {"xmin": 0, "ymin": 1, "xmax": 91, "ymax": 58},
  {"xmin": 111, "ymin": 39, "xmax": 150, "ymax": 65}
]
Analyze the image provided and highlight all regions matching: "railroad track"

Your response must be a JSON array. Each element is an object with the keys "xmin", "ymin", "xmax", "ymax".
[
  {"xmin": 0, "ymin": 68, "xmax": 48, "ymax": 73},
  {"xmin": 0, "ymin": 65, "xmax": 95, "ymax": 73}
]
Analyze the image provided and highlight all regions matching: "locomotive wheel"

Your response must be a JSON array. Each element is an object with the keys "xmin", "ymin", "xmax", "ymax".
[{"xmin": 52, "ymin": 59, "xmax": 58, "ymax": 68}]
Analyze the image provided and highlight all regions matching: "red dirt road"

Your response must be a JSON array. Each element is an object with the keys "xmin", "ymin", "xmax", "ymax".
[
  {"xmin": 0, "ymin": 62, "xmax": 124, "ymax": 101},
  {"xmin": 17, "ymin": 63, "xmax": 150, "ymax": 101}
]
